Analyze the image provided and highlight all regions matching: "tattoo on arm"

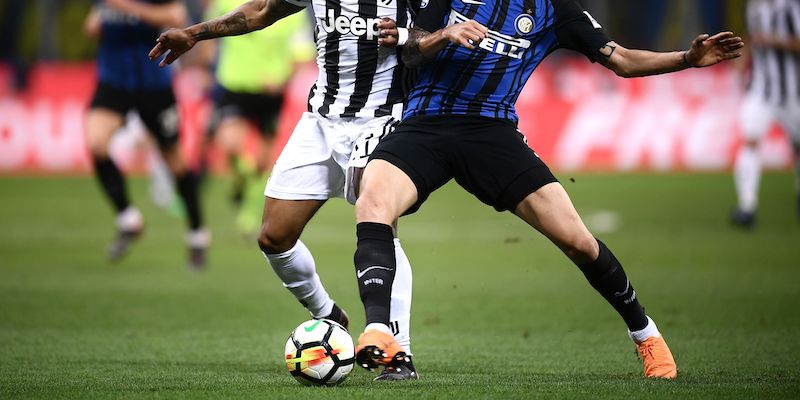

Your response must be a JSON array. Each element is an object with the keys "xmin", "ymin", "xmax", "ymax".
[
  {"xmin": 192, "ymin": 11, "xmax": 249, "ymax": 41},
  {"xmin": 190, "ymin": 0, "xmax": 299, "ymax": 41},
  {"xmin": 402, "ymin": 27, "xmax": 431, "ymax": 67}
]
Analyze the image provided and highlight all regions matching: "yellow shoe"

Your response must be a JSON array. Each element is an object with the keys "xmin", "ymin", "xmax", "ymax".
[
  {"xmin": 355, "ymin": 329, "xmax": 405, "ymax": 371},
  {"xmin": 636, "ymin": 335, "xmax": 677, "ymax": 379}
]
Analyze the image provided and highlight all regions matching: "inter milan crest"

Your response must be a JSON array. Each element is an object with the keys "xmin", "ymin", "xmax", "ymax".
[
  {"xmin": 420, "ymin": 0, "xmax": 429, "ymax": 8},
  {"xmin": 514, "ymin": 14, "xmax": 534, "ymax": 35}
]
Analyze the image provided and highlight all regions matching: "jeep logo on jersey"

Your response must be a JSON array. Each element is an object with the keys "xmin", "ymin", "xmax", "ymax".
[
  {"xmin": 448, "ymin": 10, "xmax": 531, "ymax": 59},
  {"xmin": 320, "ymin": 10, "xmax": 381, "ymax": 40}
]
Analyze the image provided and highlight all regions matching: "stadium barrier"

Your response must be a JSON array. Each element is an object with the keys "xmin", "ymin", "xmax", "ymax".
[{"xmin": 0, "ymin": 60, "xmax": 792, "ymax": 174}]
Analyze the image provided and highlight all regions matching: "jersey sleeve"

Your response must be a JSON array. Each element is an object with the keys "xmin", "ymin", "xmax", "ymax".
[
  {"xmin": 553, "ymin": 0, "xmax": 612, "ymax": 63},
  {"xmin": 414, "ymin": 0, "xmax": 453, "ymax": 32},
  {"xmin": 282, "ymin": 0, "xmax": 311, "ymax": 8}
]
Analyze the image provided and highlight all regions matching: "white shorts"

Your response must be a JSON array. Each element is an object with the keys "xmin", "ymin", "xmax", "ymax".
[
  {"xmin": 265, "ymin": 111, "xmax": 401, "ymax": 204},
  {"xmin": 740, "ymin": 93, "xmax": 800, "ymax": 143}
]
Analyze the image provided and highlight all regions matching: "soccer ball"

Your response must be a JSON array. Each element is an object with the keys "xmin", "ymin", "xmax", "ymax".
[{"xmin": 284, "ymin": 319, "xmax": 355, "ymax": 386}]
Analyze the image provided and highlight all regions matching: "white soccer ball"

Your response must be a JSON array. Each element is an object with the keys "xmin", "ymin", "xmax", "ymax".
[{"xmin": 284, "ymin": 319, "xmax": 355, "ymax": 386}]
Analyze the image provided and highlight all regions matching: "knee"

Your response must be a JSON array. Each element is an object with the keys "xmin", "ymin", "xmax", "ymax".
[
  {"xmin": 355, "ymin": 192, "xmax": 394, "ymax": 224},
  {"xmin": 86, "ymin": 134, "xmax": 110, "ymax": 158},
  {"xmin": 561, "ymin": 234, "xmax": 599, "ymax": 265},
  {"xmin": 257, "ymin": 222, "xmax": 298, "ymax": 254},
  {"xmin": 160, "ymin": 147, "xmax": 185, "ymax": 175}
]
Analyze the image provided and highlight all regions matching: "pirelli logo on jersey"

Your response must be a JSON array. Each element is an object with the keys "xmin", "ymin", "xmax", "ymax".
[
  {"xmin": 448, "ymin": 10, "xmax": 531, "ymax": 59},
  {"xmin": 320, "ymin": 9, "xmax": 381, "ymax": 41}
]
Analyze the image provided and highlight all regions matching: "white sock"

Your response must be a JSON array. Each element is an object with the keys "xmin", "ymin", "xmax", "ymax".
[
  {"xmin": 186, "ymin": 228, "xmax": 211, "ymax": 248},
  {"xmin": 116, "ymin": 206, "xmax": 143, "ymax": 231},
  {"xmin": 734, "ymin": 145, "xmax": 761, "ymax": 213},
  {"xmin": 263, "ymin": 240, "xmax": 333, "ymax": 318},
  {"xmin": 147, "ymin": 148, "xmax": 176, "ymax": 210},
  {"xmin": 390, "ymin": 238, "xmax": 413, "ymax": 354},
  {"xmin": 365, "ymin": 322, "xmax": 392, "ymax": 335},
  {"xmin": 628, "ymin": 316, "xmax": 660, "ymax": 344}
]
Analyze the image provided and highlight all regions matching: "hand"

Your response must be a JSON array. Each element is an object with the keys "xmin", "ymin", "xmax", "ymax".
[
  {"xmin": 378, "ymin": 17, "xmax": 398, "ymax": 47},
  {"xmin": 442, "ymin": 20, "xmax": 488, "ymax": 50},
  {"xmin": 148, "ymin": 28, "xmax": 195, "ymax": 67},
  {"xmin": 685, "ymin": 31, "xmax": 744, "ymax": 68}
]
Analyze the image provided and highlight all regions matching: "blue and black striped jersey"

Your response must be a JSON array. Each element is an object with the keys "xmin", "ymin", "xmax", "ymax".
[
  {"xmin": 96, "ymin": 0, "xmax": 174, "ymax": 91},
  {"xmin": 405, "ymin": 0, "xmax": 611, "ymax": 122}
]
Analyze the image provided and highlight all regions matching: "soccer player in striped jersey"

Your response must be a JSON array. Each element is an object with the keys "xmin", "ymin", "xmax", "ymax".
[
  {"xmin": 149, "ymin": 0, "xmax": 419, "ymax": 380},
  {"xmin": 352, "ymin": 0, "xmax": 743, "ymax": 379},
  {"xmin": 732, "ymin": 0, "xmax": 800, "ymax": 228},
  {"xmin": 85, "ymin": 0, "xmax": 209, "ymax": 269}
]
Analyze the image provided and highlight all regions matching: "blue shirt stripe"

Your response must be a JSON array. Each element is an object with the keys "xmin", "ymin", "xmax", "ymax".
[{"xmin": 405, "ymin": 0, "xmax": 557, "ymax": 122}]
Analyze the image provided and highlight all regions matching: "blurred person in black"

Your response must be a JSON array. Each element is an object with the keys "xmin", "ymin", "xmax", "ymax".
[
  {"xmin": 84, "ymin": 0, "xmax": 209, "ymax": 269},
  {"xmin": 0, "ymin": 0, "xmax": 29, "ymax": 91}
]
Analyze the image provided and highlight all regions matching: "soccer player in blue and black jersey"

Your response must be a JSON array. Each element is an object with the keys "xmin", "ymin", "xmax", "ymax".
[
  {"xmin": 352, "ymin": 0, "xmax": 744, "ymax": 379},
  {"xmin": 84, "ymin": 0, "xmax": 208, "ymax": 268}
]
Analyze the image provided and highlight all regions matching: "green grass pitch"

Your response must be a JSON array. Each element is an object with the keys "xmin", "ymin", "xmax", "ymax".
[{"xmin": 1, "ymin": 173, "xmax": 799, "ymax": 399}]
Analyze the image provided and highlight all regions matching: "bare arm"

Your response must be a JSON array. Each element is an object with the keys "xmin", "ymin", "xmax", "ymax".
[
  {"xmin": 105, "ymin": 0, "xmax": 187, "ymax": 28},
  {"xmin": 598, "ymin": 32, "xmax": 745, "ymax": 78},
  {"xmin": 752, "ymin": 33, "xmax": 800, "ymax": 53},
  {"xmin": 148, "ymin": 0, "xmax": 303, "ymax": 67},
  {"xmin": 83, "ymin": 6, "xmax": 102, "ymax": 38},
  {"xmin": 402, "ymin": 20, "xmax": 488, "ymax": 68}
]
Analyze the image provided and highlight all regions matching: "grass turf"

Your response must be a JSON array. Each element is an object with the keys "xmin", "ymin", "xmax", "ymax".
[{"xmin": 0, "ymin": 173, "xmax": 798, "ymax": 399}]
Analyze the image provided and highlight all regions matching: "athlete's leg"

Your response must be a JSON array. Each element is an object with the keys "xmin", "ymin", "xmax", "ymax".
[
  {"xmin": 733, "ymin": 94, "xmax": 773, "ymax": 226},
  {"xmin": 513, "ymin": 182, "xmax": 676, "ymax": 378},
  {"xmin": 776, "ymin": 105, "xmax": 800, "ymax": 218},
  {"xmin": 390, "ymin": 236, "xmax": 412, "ymax": 353},
  {"xmin": 349, "ymin": 163, "xmax": 414, "ymax": 356},
  {"xmin": 353, "ymin": 160, "xmax": 418, "ymax": 367},
  {"xmin": 87, "ymin": 108, "xmax": 145, "ymax": 260},
  {"xmin": 160, "ymin": 143, "xmax": 203, "ymax": 232},
  {"xmin": 86, "ymin": 108, "xmax": 128, "ymax": 213},
  {"xmin": 139, "ymin": 87, "xmax": 208, "ymax": 268},
  {"xmin": 257, "ymin": 197, "xmax": 344, "ymax": 318}
]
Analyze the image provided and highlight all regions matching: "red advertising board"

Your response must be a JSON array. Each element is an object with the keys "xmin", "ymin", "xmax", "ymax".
[{"xmin": 0, "ymin": 60, "xmax": 792, "ymax": 174}]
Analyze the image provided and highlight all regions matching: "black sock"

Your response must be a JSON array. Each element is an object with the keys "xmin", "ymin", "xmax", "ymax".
[
  {"xmin": 354, "ymin": 222, "xmax": 396, "ymax": 326},
  {"xmin": 92, "ymin": 156, "xmax": 129, "ymax": 213},
  {"xmin": 578, "ymin": 239, "xmax": 648, "ymax": 331},
  {"xmin": 175, "ymin": 171, "xmax": 202, "ymax": 230}
]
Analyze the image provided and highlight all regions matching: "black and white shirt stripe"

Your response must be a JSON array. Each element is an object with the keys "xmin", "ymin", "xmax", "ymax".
[
  {"xmin": 284, "ymin": 0, "xmax": 414, "ymax": 118},
  {"xmin": 747, "ymin": 0, "xmax": 800, "ymax": 106}
]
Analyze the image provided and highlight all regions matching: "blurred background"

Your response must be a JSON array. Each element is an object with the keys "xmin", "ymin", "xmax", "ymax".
[
  {"xmin": 2, "ymin": 0, "xmax": 787, "ymax": 177},
  {"xmin": 2, "ymin": 1, "xmax": 800, "ymax": 397}
]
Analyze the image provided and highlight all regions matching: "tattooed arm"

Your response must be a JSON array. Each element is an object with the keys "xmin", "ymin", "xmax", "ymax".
[
  {"xmin": 402, "ymin": 20, "xmax": 488, "ymax": 68},
  {"xmin": 596, "ymin": 33, "xmax": 744, "ymax": 78},
  {"xmin": 148, "ymin": 0, "xmax": 304, "ymax": 67}
]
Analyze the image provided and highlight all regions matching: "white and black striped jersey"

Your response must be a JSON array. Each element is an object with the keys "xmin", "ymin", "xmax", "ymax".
[
  {"xmin": 746, "ymin": 0, "xmax": 800, "ymax": 106},
  {"xmin": 284, "ymin": 0, "xmax": 417, "ymax": 118}
]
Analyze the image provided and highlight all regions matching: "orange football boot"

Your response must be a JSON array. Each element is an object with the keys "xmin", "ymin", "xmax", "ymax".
[
  {"xmin": 355, "ymin": 329, "xmax": 405, "ymax": 371},
  {"xmin": 636, "ymin": 335, "xmax": 678, "ymax": 379}
]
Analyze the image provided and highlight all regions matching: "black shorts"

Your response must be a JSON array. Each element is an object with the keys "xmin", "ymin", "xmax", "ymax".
[
  {"xmin": 215, "ymin": 88, "xmax": 284, "ymax": 135},
  {"xmin": 370, "ymin": 115, "xmax": 558, "ymax": 215},
  {"xmin": 89, "ymin": 83, "xmax": 179, "ymax": 148}
]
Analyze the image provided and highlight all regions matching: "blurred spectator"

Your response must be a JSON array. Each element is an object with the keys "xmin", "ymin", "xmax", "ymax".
[
  {"xmin": 36, "ymin": 0, "xmax": 66, "ymax": 60},
  {"xmin": 581, "ymin": 0, "xmax": 745, "ymax": 51},
  {"xmin": 0, "ymin": 0, "xmax": 29, "ymax": 90},
  {"xmin": 203, "ymin": 0, "xmax": 315, "ymax": 235},
  {"xmin": 83, "ymin": 0, "xmax": 209, "ymax": 269},
  {"xmin": 731, "ymin": 0, "xmax": 800, "ymax": 228}
]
